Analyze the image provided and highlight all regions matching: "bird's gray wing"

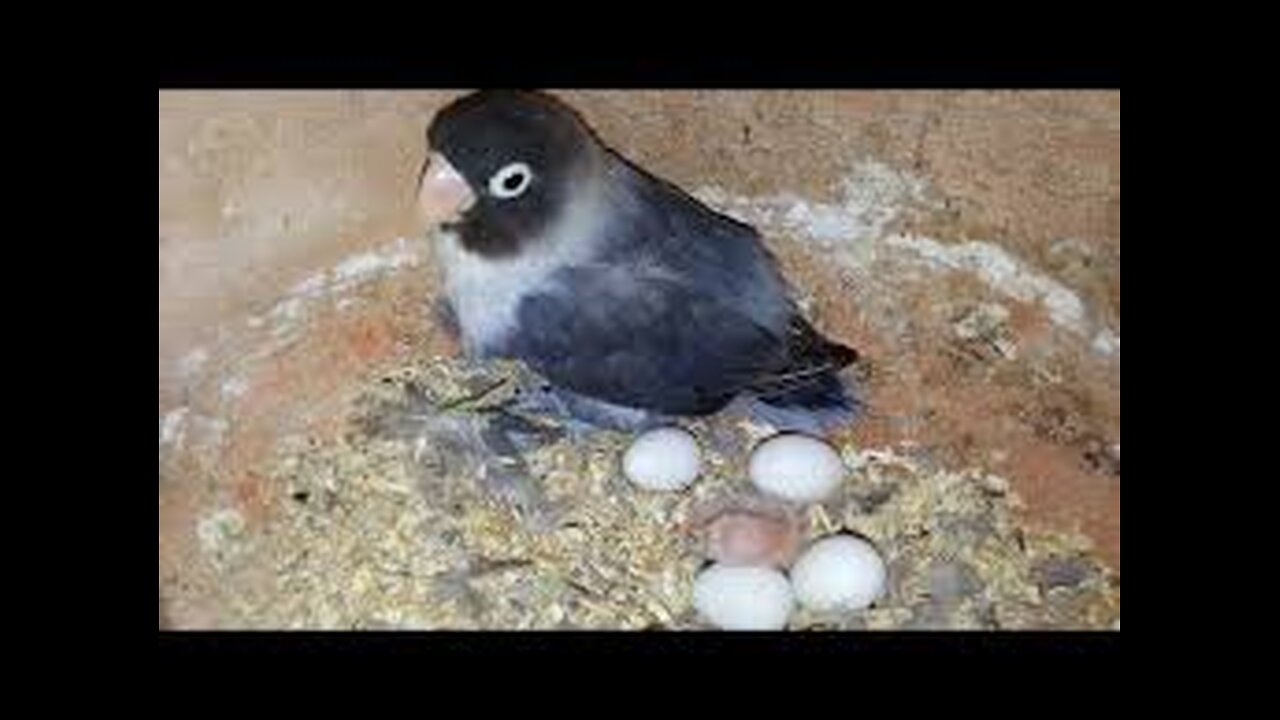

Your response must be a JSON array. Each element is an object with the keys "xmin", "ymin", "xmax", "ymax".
[{"xmin": 505, "ymin": 264, "xmax": 790, "ymax": 416}]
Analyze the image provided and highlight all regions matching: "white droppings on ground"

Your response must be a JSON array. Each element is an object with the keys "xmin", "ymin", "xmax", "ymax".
[
  {"xmin": 221, "ymin": 375, "xmax": 251, "ymax": 400},
  {"xmin": 178, "ymin": 347, "xmax": 210, "ymax": 378},
  {"xmin": 289, "ymin": 272, "xmax": 327, "ymax": 299},
  {"xmin": 268, "ymin": 297, "xmax": 306, "ymax": 338},
  {"xmin": 332, "ymin": 238, "xmax": 420, "ymax": 289},
  {"xmin": 160, "ymin": 407, "xmax": 190, "ymax": 448},
  {"xmin": 885, "ymin": 235, "xmax": 1090, "ymax": 337},
  {"xmin": 161, "ymin": 407, "xmax": 228, "ymax": 455},
  {"xmin": 1091, "ymin": 329, "xmax": 1121, "ymax": 357}
]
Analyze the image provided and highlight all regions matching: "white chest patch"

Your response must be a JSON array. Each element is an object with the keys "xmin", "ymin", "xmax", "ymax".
[
  {"xmin": 434, "ymin": 185, "xmax": 608, "ymax": 356},
  {"xmin": 435, "ymin": 232, "xmax": 558, "ymax": 355}
]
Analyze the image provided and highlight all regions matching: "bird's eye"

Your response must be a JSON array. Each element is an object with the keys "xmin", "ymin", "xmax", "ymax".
[{"xmin": 488, "ymin": 162, "xmax": 533, "ymax": 199}]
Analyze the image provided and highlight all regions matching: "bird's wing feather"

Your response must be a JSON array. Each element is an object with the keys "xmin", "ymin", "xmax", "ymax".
[
  {"xmin": 599, "ymin": 152, "xmax": 797, "ymax": 333},
  {"xmin": 744, "ymin": 316, "xmax": 859, "ymax": 400},
  {"xmin": 507, "ymin": 264, "xmax": 788, "ymax": 415}
]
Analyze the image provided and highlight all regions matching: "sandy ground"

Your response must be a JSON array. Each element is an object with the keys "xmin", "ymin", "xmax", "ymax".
[{"xmin": 159, "ymin": 90, "xmax": 1119, "ymax": 629}]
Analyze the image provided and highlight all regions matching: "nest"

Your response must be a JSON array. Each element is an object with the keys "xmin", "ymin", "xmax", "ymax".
[{"xmin": 183, "ymin": 354, "xmax": 1119, "ymax": 630}]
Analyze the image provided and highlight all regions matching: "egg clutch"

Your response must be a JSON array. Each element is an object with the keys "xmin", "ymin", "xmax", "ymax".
[{"xmin": 621, "ymin": 426, "xmax": 887, "ymax": 631}]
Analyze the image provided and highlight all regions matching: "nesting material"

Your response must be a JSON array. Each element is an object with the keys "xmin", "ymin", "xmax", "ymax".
[
  {"xmin": 162, "ymin": 353, "xmax": 1119, "ymax": 630},
  {"xmin": 693, "ymin": 564, "xmax": 795, "ymax": 630},
  {"xmin": 749, "ymin": 433, "xmax": 845, "ymax": 502},
  {"xmin": 622, "ymin": 426, "xmax": 702, "ymax": 491}
]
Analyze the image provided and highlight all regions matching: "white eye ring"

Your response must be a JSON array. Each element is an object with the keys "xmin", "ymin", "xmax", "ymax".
[{"xmin": 488, "ymin": 162, "xmax": 533, "ymax": 199}]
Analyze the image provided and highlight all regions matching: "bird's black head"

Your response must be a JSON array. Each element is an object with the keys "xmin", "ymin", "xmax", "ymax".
[{"xmin": 420, "ymin": 90, "xmax": 600, "ymax": 258}]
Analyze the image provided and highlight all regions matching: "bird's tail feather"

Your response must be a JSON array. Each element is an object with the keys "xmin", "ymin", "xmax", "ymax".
[{"xmin": 742, "ymin": 371, "xmax": 861, "ymax": 435}]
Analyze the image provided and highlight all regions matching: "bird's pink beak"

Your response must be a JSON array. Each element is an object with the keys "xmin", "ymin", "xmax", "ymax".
[{"xmin": 418, "ymin": 152, "xmax": 476, "ymax": 227}]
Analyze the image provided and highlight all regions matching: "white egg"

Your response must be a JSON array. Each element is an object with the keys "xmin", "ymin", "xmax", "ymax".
[
  {"xmin": 748, "ymin": 433, "xmax": 845, "ymax": 502},
  {"xmin": 693, "ymin": 564, "xmax": 795, "ymax": 630},
  {"xmin": 622, "ymin": 426, "xmax": 702, "ymax": 491},
  {"xmin": 790, "ymin": 535, "xmax": 887, "ymax": 612}
]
